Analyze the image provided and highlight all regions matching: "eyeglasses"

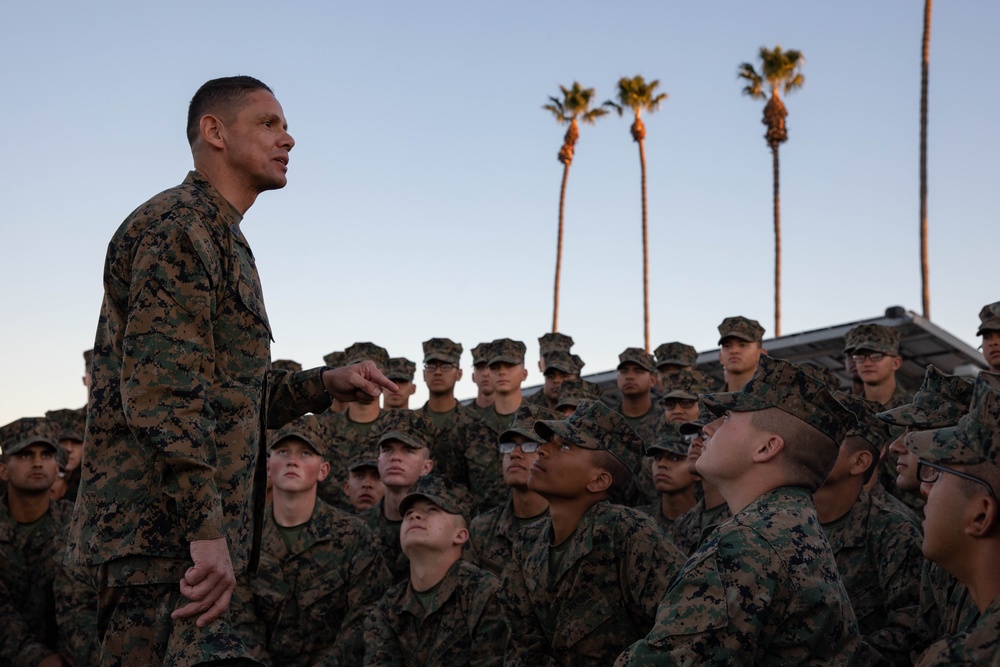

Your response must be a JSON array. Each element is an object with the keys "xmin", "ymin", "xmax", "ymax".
[
  {"xmin": 498, "ymin": 441, "xmax": 541, "ymax": 454},
  {"xmin": 662, "ymin": 398, "xmax": 698, "ymax": 409},
  {"xmin": 424, "ymin": 362, "xmax": 457, "ymax": 372},
  {"xmin": 917, "ymin": 459, "xmax": 997, "ymax": 500},
  {"xmin": 851, "ymin": 352, "xmax": 890, "ymax": 363}
]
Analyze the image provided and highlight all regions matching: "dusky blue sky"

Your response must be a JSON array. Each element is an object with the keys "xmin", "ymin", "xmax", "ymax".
[{"xmin": 1, "ymin": 1, "xmax": 997, "ymax": 424}]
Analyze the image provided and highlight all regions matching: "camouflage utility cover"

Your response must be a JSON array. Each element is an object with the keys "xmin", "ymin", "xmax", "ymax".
[
  {"xmin": 270, "ymin": 359, "xmax": 302, "ymax": 373},
  {"xmin": 717, "ymin": 316, "xmax": 765, "ymax": 344},
  {"xmin": 849, "ymin": 324, "xmax": 901, "ymax": 355},
  {"xmin": 555, "ymin": 380, "xmax": 603, "ymax": 411},
  {"xmin": 489, "ymin": 339, "xmax": 526, "ymax": 366},
  {"xmin": 645, "ymin": 423, "xmax": 688, "ymax": 457},
  {"xmin": 542, "ymin": 349, "xmax": 584, "ymax": 375},
  {"xmin": 422, "ymin": 337, "xmax": 463, "ymax": 364},
  {"xmin": 323, "ymin": 350, "xmax": 345, "ymax": 368},
  {"xmin": 399, "ymin": 474, "xmax": 475, "ymax": 527},
  {"xmin": 977, "ymin": 301, "xmax": 1000, "ymax": 336},
  {"xmin": 876, "ymin": 365, "xmax": 974, "ymax": 429},
  {"xmin": 534, "ymin": 399, "xmax": 644, "ymax": 476},
  {"xmin": 385, "ymin": 357, "xmax": 416, "ymax": 382},
  {"xmin": 499, "ymin": 404, "xmax": 561, "ymax": 444},
  {"xmin": 618, "ymin": 347, "xmax": 656, "ymax": 372},
  {"xmin": 538, "ymin": 332, "xmax": 574, "ymax": 356},
  {"xmin": 344, "ymin": 342, "xmax": 389, "ymax": 371},
  {"xmin": 653, "ymin": 342, "xmax": 697, "ymax": 368},
  {"xmin": 0, "ymin": 417, "xmax": 61, "ymax": 456},
  {"xmin": 906, "ymin": 371, "xmax": 1000, "ymax": 467},
  {"xmin": 659, "ymin": 369, "xmax": 714, "ymax": 401}
]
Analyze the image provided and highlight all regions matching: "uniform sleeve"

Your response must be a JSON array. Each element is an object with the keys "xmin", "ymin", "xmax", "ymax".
[
  {"xmin": 119, "ymin": 220, "xmax": 225, "ymax": 541},
  {"xmin": 362, "ymin": 593, "xmax": 406, "ymax": 667},
  {"xmin": 624, "ymin": 513, "xmax": 687, "ymax": 624},
  {"xmin": 54, "ymin": 560, "xmax": 101, "ymax": 667},
  {"xmin": 264, "ymin": 367, "xmax": 332, "ymax": 430},
  {"xmin": 498, "ymin": 556, "xmax": 558, "ymax": 667},
  {"xmin": 228, "ymin": 573, "xmax": 271, "ymax": 665}
]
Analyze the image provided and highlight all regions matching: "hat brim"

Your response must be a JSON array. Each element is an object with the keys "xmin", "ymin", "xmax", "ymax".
[
  {"xmin": 378, "ymin": 430, "xmax": 427, "ymax": 450},
  {"xmin": 498, "ymin": 426, "xmax": 541, "ymax": 445},
  {"xmin": 424, "ymin": 353, "xmax": 460, "ymax": 364},
  {"xmin": 977, "ymin": 324, "xmax": 1000, "ymax": 336},
  {"xmin": 488, "ymin": 355, "xmax": 523, "ymax": 366},
  {"xmin": 645, "ymin": 441, "xmax": 689, "ymax": 457},
  {"xmin": 905, "ymin": 414, "xmax": 993, "ymax": 466},
  {"xmin": 617, "ymin": 361, "xmax": 654, "ymax": 373},
  {"xmin": 347, "ymin": 459, "xmax": 378, "ymax": 472},
  {"xmin": 718, "ymin": 333, "xmax": 756, "ymax": 345},
  {"xmin": 268, "ymin": 431, "xmax": 325, "ymax": 456},
  {"xmin": 659, "ymin": 390, "xmax": 699, "ymax": 402},
  {"xmin": 853, "ymin": 342, "xmax": 897, "ymax": 355},
  {"xmin": 398, "ymin": 492, "xmax": 465, "ymax": 521},
  {"xmin": 876, "ymin": 405, "xmax": 942, "ymax": 430},
  {"xmin": 700, "ymin": 390, "xmax": 771, "ymax": 417},
  {"xmin": 533, "ymin": 419, "xmax": 603, "ymax": 450}
]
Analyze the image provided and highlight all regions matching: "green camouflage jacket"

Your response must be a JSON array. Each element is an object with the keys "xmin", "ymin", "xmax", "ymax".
[
  {"xmin": 821, "ymin": 489, "xmax": 923, "ymax": 665},
  {"xmin": 634, "ymin": 502, "xmax": 677, "ymax": 534},
  {"xmin": 618, "ymin": 487, "xmax": 861, "ymax": 666},
  {"xmin": 911, "ymin": 560, "xmax": 979, "ymax": 659},
  {"xmin": 500, "ymin": 501, "xmax": 684, "ymax": 666},
  {"xmin": 667, "ymin": 497, "xmax": 732, "ymax": 556},
  {"xmin": 915, "ymin": 593, "xmax": 1000, "ymax": 665},
  {"xmin": 0, "ymin": 498, "xmax": 99, "ymax": 666},
  {"xmin": 68, "ymin": 172, "xmax": 331, "ymax": 575},
  {"xmin": 465, "ymin": 498, "xmax": 548, "ymax": 577},
  {"xmin": 232, "ymin": 499, "xmax": 389, "ymax": 666},
  {"xmin": 314, "ymin": 410, "xmax": 384, "ymax": 511},
  {"xmin": 363, "ymin": 499, "xmax": 409, "ymax": 585},
  {"xmin": 363, "ymin": 559, "xmax": 507, "ymax": 666}
]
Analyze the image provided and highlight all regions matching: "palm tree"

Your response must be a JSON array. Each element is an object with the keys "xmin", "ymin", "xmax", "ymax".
[
  {"xmin": 543, "ymin": 82, "xmax": 608, "ymax": 333},
  {"xmin": 605, "ymin": 76, "xmax": 667, "ymax": 353},
  {"xmin": 920, "ymin": 0, "xmax": 933, "ymax": 319},
  {"xmin": 739, "ymin": 45, "xmax": 805, "ymax": 338}
]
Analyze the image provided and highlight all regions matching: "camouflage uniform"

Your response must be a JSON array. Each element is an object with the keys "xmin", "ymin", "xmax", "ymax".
[
  {"xmin": 44, "ymin": 407, "xmax": 87, "ymax": 501},
  {"xmin": 68, "ymin": 171, "xmax": 332, "ymax": 665},
  {"xmin": 363, "ymin": 498, "xmax": 408, "ymax": 585},
  {"xmin": 915, "ymin": 595, "xmax": 1000, "ymax": 665},
  {"xmin": 667, "ymin": 497, "xmax": 732, "ymax": 556},
  {"xmin": 634, "ymin": 424, "xmax": 696, "ymax": 535},
  {"xmin": 526, "ymin": 350, "xmax": 584, "ymax": 409},
  {"xmin": 232, "ymin": 499, "xmax": 389, "ymax": 666},
  {"xmin": 314, "ymin": 410, "xmax": 384, "ymax": 511},
  {"xmin": 821, "ymin": 489, "xmax": 923, "ymax": 665},
  {"xmin": 653, "ymin": 341, "xmax": 697, "ymax": 370},
  {"xmin": 554, "ymin": 380, "xmax": 603, "ymax": 413},
  {"xmin": 911, "ymin": 560, "xmax": 979, "ymax": 660},
  {"xmin": 618, "ymin": 488, "xmax": 861, "ymax": 666},
  {"xmin": 614, "ymin": 348, "xmax": 663, "ymax": 506},
  {"xmin": 466, "ymin": 500, "xmax": 548, "ymax": 578},
  {"xmin": 363, "ymin": 560, "xmax": 506, "ymax": 666},
  {"xmin": 501, "ymin": 501, "xmax": 684, "ymax": 666}
]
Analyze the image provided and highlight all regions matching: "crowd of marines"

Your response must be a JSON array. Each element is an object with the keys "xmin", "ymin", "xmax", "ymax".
[{"xmin": 3, "ymin": 301, "xmax": 1000, "ymax": 666}]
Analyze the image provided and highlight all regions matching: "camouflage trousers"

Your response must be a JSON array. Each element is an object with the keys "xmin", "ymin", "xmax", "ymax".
[{"xmin": 96, "ymin": 556, "xmax": 262, "ymax": 667}]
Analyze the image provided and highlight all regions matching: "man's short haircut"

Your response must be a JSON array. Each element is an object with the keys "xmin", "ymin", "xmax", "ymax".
[
  {"xmin": 750, "ymin": 408, "xmax": 839, "ymax": 492},
  {"xmin": 956, "ymin": 463, "xmax": 1000, "ymax": 505},
  {"xmin": 187, "ymin": 76, "xmax": 273, "ymax": 146},
  {"xmin": 592, "ymin": 450, "xmax": 630, "ymax": 500},
  {"xmin": 841, "ymin": 434, "xmax": 880, "ymax": 485}
]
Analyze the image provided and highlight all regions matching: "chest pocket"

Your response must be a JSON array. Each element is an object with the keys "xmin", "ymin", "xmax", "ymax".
[
  {"xmin": 556, "ymin": 587, "xmax": 617, "ymax": 650},
  {"xmin": 647, "ymin": 550, "xmax": 729, "ymax": 644},
  {"xmin": 232, "ymin": 241, "xmax": 273, "ymax": 340}
]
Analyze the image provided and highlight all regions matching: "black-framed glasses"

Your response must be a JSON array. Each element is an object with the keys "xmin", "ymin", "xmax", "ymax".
[
  {"xmin": 424, "ymin": 362, "xmax": 457, "ymax": 372},
  {"xmin": 851, "ymin": 352, "xmax": 888, "ymax": 363},
  {"xmin": 917, "ymin": 459, "xmax": 997, "ymax": 500},
  {"xmin": 498, "ymin": 441, "xmax": 540, "ymax": 454},
  {"xmin": 662, "ymin": 398, "xmax": 698, "ymax": 409}
]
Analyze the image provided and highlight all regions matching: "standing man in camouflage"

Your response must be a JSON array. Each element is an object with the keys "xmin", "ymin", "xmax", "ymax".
[
  {"xmin": 977, "ymin": 301, "xmax": 1000, "ymax": 372},
  {"xmin": 383, "ymin": 357, "xmax": 417, "ymax": 409},
  {"xmin": 848, "ymin": 324, "xmax": 911, "ymax": 408},
  {"xmin": 635, "ymin": 424, "xmax": 699, "ymax": 533},
  {"xmin": 717, "ymin": 316, "xmax": 766, "ymax": 391},
  {"xmin": 618, "ymin": 356, "xmax": 861, "ymax": 665},
  {"xmin": 67, "ymin": 76, "xmax": 395, "ymax": 666},
  {"xmin": 652, "ymin": 341, "xmax": 698, "ymax": 383},
  {"xmin": 467, "ymin": 342, "xmax": 495, "ymax": 417}
]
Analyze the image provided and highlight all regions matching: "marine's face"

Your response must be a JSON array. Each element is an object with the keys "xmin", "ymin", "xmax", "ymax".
[
  {"xmin": 400, "ymin": 498, "xmax": 465, "ymax": 554},
  {"xmin": 383, "ymin": 380, "xmax": 416, "ymax": 409},
  {"xmin": 543, "ymin": 368, "xmax": 574, "ymax": 402},
  {"xmin": 887, "ymin": 428, "xmax": 920, "ymax": 493},
  {"xmin": 696, "ymin": 412, "xmax": 762, "ymax": 484},
  {"xmin": 854, "ymin": 350, "xmax": 901, "ymax": 385},
  {"xmin": 472, "ymin": 363, "xmax": 493, "ymax": 396},
  {"xmin": 719, "ymin": 339, "xmax": 762, "ymax": 374},
  {"xmin": 982, "ymin": 331, "xmax": 1000, "ymax": 371},
  {"xmin": 378, "ymin": 439, "xmax": 432, "ymax": 490},
  {"xmin": 224, "ymin": 89, "xmax": 294, "ymax": 194},
  {"xmin": 920, "ymin": 465, "xmax": 977, "ymax": 568},
  {"xmin": 617, "ymin": 364, "xmax": 654, "ymax": 398},
  {"xmin": 489, "ymin": 362, "xmax": 527, "ymax": 395},
  {"xmin": 423, "ymin": 362, "xmax": 461, "ymax": 394},
  {"xmin": 685, "ymin": 431, "xmax": 705, "ymax": 477},
  {"xmin": 0, "ymin": 444, "xmax": 59, "ymax": 493},
  {"xmin": 651, "ymin": 451, "xmax": 696, "ymax": 493},
  {"xmin": 60, "ymin": 438, "xmax": 84, "ymax": 471},
  {"xmin": 528, "ymin": 435, "xmax": 594, "ymax": 499},
  {"xmin": 502, "ymin": 434, "xmax": 541, "ymax": 488},
  {"xmin": 343, "ymin": 467, "xmax": 383, "ymax": 512},
  {"xmin": 661, "ymin": 398, "xmax": 701, "ymax": 424},
  {"xmin": 267, "ymin": 437, "xmax": 328, "ymax": 493}
]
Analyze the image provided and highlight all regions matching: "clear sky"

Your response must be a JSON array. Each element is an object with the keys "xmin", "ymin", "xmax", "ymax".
[{"xmin": 1, "ymin": 1, "xmax": 997, "ymax": 425}]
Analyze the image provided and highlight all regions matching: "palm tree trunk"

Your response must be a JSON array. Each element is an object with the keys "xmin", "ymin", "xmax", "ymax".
[
  {"xmin": 552, "ymin": 162, "xmax": 571, "ymax": 332},
  {"xmin": 920, "ymin": 0, "xmax": 933, "ymax": 319},
  {"xmin": 772, "ymin": 145, "xmax": 782, "ymax": 337},
  {"xmin": 638, "ymin": 138, "xmax": 650, "ymax": 352}
]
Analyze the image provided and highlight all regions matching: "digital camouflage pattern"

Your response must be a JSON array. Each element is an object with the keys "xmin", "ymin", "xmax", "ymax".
[
  {"xmin": 618, "ymin": 487, "xmax": 861, "ymax": 666},
  {"xmin": 0, "ymin": 497, "xmax": 99, "ymax": 666},
  {"xmin": 363, "ymin": 498, "xmax": 409, "ymax": 585},
  {"xmin": 836, "ymin": 392, "xmax": 899, "ymax": 452},
  {"xmin": 915, "ymin": 594, "xmax": 1000, "ymax": 666},
  {"xmin": 500, "ymin": 501, "xmax": 684, "ymax": 665},
  {"xmin": 499, "ymin": 404, "xmax": 562, "ymax": 443},
  {"xmin": 363, "ymin": 559, "xmax": 507, "ymax": 666},
  {"xmin": 423, "ymin": 337, "xmax": 463, "ymax": 364},
  {"xmin": 43, "ymin": 409, "xmax": 86, "ymax": 444},
  {"xmin": 554, "ymin": 380, "xmax": 603, "ymax": 411},
  {"xmin": 385, "ymin": 357, "xmax": 416, "ymax": 382},
  {"xmin": 912, "ymin": 560, "xmax": 979, "ymax": 660},
  {"xmin": 653, "ymin": 341, "xmax": 697, "ymax": 368},
  {"xmin": 322, "ymin": 350, "xmax": 345, "ymax": 368},
  {"xmin": 466, "ymin": 500, "xmax": 549, "ymax": 578},
  {"xmin": 344, "ymin": 341, "xmax": 389, "ymax": 371},
  {"xmin": 471, "ymin": 342, "xmax": 491, "ymax": 366},
  {"xmin": 314, "ymin": 410, "xmax": 384, "ymax": 511},
  {"xmin": 534, "ymin": 399, "xmax": 644, "ymax": 479},
  {"xmin": 617, "ymin": 347, "xmax": 656, "ymax": 372},
  {"xmin": 717, "ymin": 315, "xmax": 765, "ymax": 344},
  {"xmin": 645, "ymin": 422, "xmax": 688, "ymax": 457},
  {"xmin": 820, "ymin": 488, "xmax": 923, "ymax": 665},
  {"xmin": 850, "ymin": 323, "xmax": 901, "ymax": 355},
  {"xmin": 399, "ymin": 473, "xmax": 475, "ymax": 527},
  {"xmin": 488, "ymin": 338, "xmax": 526, "ymax": 365},
  {"xmin": 701, "ymin": 354, "xmax": 855, "ymax": 447},
  {"xmin": 232, "ymin": 499, "xmax": 389, "ymax": 667},
  {"xmin": 658, "ymin": 368, "xmax": 714, "ymax": 401},
  {"xmin": 541, "ymin": 349, "xmax": 584, "ymax": 375},
  {"xmin": 270, "ymin": 358, "xmax": 302, "ymax": 373},
  {"xmin": 801, "ymin": 360, "xmax": 843, "ymax": 393},
  {"xmin": 977, "ymin": 301, "xmax": 1000, "ymax": 335},
  {"xmin": 876, "ymin": 365, "xmax": 974, "ymax": 429},
  {"xmin": 539, "ymin": 332, "xmax": 575, "ymax": 356},
  {"xmin": 667, "ymin": 497, "xmax": 732, "ymax": 556},
  {"xmin": 0, "ymin": 417, "xmax": 61, "ymax": 457},
  {"xmin": 905, "ymin": 371, "xmax": 1000, "ymax": 466},
  {"xmin": 268, "ymin": 413, "xmax": 327, "ymax": 455},
  {"xmin": 843, "ymin": 326, "xmax": 862, "ymax": 354},
  {"xmin": 68, "ymin": 172, "xmax": 332, "ymax": 575}
]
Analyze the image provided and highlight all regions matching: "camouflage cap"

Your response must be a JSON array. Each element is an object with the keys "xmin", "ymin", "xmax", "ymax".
[
  {"xmin": 343, "ymin": 342, "xmax": 389, "ymax": 371},
  {"xmin": 835, "ymin": 392, "xmax": 898, "ymax": 452},
  {"xmin": 977, "ymin": 302, "xmax": 1000, "ymax": 336},
  {"xmin": 399, "ymin": 474, "xmax": 475, "ymax": 527},
  {"xmin": 678, "ymin": 417, "xmax": 713, "ymax": 436},
  {"xmin": 653, "ymin": 342, "xmax": 697, "ymax": 368},
  {"xmin": 659, "ymin": 369, "xmax": 714, "ymax": 401},
  {"xmin": 717, "ymin": 316, "xmax": 765, "ymax": 345},
  {"xmin": 271, "ymin": 359, "xmax": 302, "ymax": 373},
  {"xmin": 555, "ymin": 379, "xmax": 603, "ymax": 411},
  {"xmin": 498, "ymin": 404, "xmax": 562, "ymax": 446},
  {"xmin": 488, "ymin": 339, "xmax": 526, "ymax": 366},
  {"xmin": 876, "ymin": 365, "xmax": 974, "ymax": 429},
  {"xmin": 538, "ymin": 332, "xmax": 574, "ymax": 356},
  {"xmin": 471, "ymin": 343, "xmax": 491, "ymax": 366},
  {"xmin": 377, "ymin": 409, "xmax": 433, "ymax": 450},
  {"xmin": 645, "ymin": 422, "xmax": 688, "ymax": 457},
  {"xmin": 83, "ymin": 349, "xmax": 94, "ymax": 367},
  {"xmin": 0, "ymin": 417, "xmax": 62, "ymax": 457},
  {"xmin": 533, "ymin": 399, "xmax": 643, "ymax": 476},
  {"xmin": 44, "ymin": 408, "xmax": 86, "ymax": 442},
  {"xmin": 422, "ymin": 337, "xmax": 463, "ymax": 365},
  {"xmin": 701, "ymin": 355, "xmax": 853, "ymax": 446},
  {"xmin": 801, "ymin": 361, "xmax": 843, "ymax": 393},
  {"xmin": 617, "ymin": 347, "xmax": 656, "ymax": 372},
  {"xmin": 906, "ymin": 372, "xmax": 1000, "ymax": 468},
  {"xmin": 323, "ymin": 350, "xmax": 345, "ymax": 368},
  {"xmin": 385, "ymin": 357, "xmax": 416, "ymax": 382},
  {"xmin": 849, "ymin": 324, "xmax": 901, "ymax": 355},
  {"xmin": 268, "ymin": 414, "xmax": 326, "ymax": 455},
  {"xmin": 542, "ymin": 350, "xmax": 584, "ymax": 375},
  {"xmin": 346, "ymin": 439, "xmax": 379, "ymax": 472}
]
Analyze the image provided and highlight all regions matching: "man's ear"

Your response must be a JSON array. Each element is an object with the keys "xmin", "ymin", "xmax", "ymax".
[
  {"xmin": 891, "ymin": 356, "xmax": 903, "ymax": 371},
  {"xmin": 849, "ymin": 450, "xmax": 874, "ymax": 478},
  {"xmin": 317, "ymin": 461, "xmax": 331, "ymax": 483},
  {"xmin": 199, "ymin": 114, "xmax": 226, "ymax": 150},
  {"xmin": 421, "ymin": 457, "xmax": 434, "ymax": 476},
  {"xmin": 455, "ymin": 368, "xmax": 463, "ymax": 382},
  {"xmin": 586, "ymin": 468, "xmax": 613, "ymax": 494},
  {"xmin": 753, "ymin": 433, "xmax": 784, "ymax": 463},
  {"xmin": 0, "ymin": 463, "xmax": 7, "ymax": 482},
  {"xmin": 453, "ymin": 526, "xmax": 470, "ymax": 546},
  {"xmin": 966, "ymin": 495, "xmax": 999, "ymax": 538}
]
